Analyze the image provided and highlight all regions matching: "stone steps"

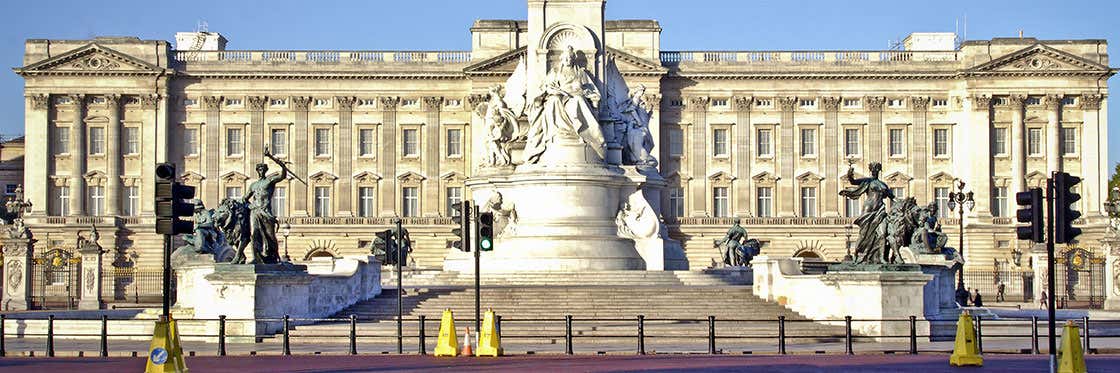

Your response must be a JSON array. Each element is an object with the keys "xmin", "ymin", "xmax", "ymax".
[{"xmin": 381, "ymin": 269, "xmax": 752, "ymax": 287}]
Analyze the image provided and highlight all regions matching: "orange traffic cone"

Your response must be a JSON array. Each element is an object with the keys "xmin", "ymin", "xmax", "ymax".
[{"xmin": 461, "ymin": 327, "xmax": 474, "ymax": 356}]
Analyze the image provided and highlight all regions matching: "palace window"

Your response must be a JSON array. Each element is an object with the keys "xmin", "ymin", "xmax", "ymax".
[
  {"xmin": 226, "ymin": 128, "xmax": 243, "ymax": 157},
  {"xmin": 888, "ymin": 128, "xmax": 905, "ymax": 157},
  {"xmin": 756, "ymin": 187, "xmax": 773, "ymax": 218},
  {"xmin": 992, "ymin": 186, "xmax": 1008, "ymax": 218},
  {"xmin": 799, "ymin": 99, "xmax": 816, "ymax": 109},
  {"xmin": 124, "ymin": 127, "xmax": 140, "ymax": 155},
  {"xmin": 446, "ymin": 187, "xmax": 462, "ymax": 217},
  {"xmin": 89, "ymin": 127, "xmax": 105, "ymax": 155},
  {"xmin": 844, "ymin": 128, "xmax": 860, "ymax": 157},
  {"xmin": 4, "ymin": 184, "xmax": 16, "ymax": 196},
  {"xmin": 669, "ymin": 187, "xmax": 685, "ymax": 218},
  {"xmin": 272, "ymin": 187, "xmax": 286, "ymax": 218},
  {"xmin": 888, "ymin": 99, "xmax": 906, "ymax": 108},
  {"xmin": 756, "ymin": 129, "xmax": 773, "ymax": 157},
  {"xmin": 182, "ymin": 128, "xmax": 199, "ymax": 156},
  {"xmin": 315, "ymin": 128, "xmax": 331, "ymax": 157},
  {"xmin": 446, "ymin": 129, "xmax": 462, "ymax": 157},
  {"xmin": 88, "ymin": 186, "xmax": 105, "ymax": 216},
  {"xmin": 359, "ymin": 129, "xmax": 376, "ymax": 157},
  {"xmin": 799, "ymin": 128, "xmax": 817, "ymax": 157},
  {"xmin": 712, "ymin": 129, "xmax": 729, "ymax": 157},
  {"xmin": 315, "ymin": 98, "xmax": 331, "ymax": 107},
  {"xmin": 270, "ymin": 98, "xmax": 287, "ymax": 107},
  {"xmin": 669, "ymin": 99, "xmax": 683, "ymax": 107},
  {"xmin": 993, "ymin": 128, "xmax": 1007, "ymax": 156},
  {"xmin": 183, "ymin": 98, "xmax": 198, "ymax": 107},
  {"xmin": 445, "ymin": 99, "xmax": 462, "ymax": 107},
  {"xmin": 933, "ymin": 128, "xmax": 950, "ymax": 157},
  {"xmin": 225, "ymin": 187, "xmax": 242, "ymax": 199},
  {"xmin": 401, "ymin": 99, "xmax": 420, "ymax": 108},
  {"xmin": 935, "ymin": 187, "xmax": 950, "ymax": 219},
  {"xmin": 358, "ymin": 99, "xmax": 376, "ymax": 107},
  {"xmin": 890, "ymin": 187, "xmax": 905, "ymax": 200},
  {"xmin": 842, "ymin": 98, "xmax": 861, "ymax": 108},
  {"xmin": 1061, "ymin": 97, "xmax": 1077, "ymax": 106},
  {"xmin": 91, "ymin": 97, "xmax": 106, "ymax": 105},
  {"xmin": 124, "ymin": 186, "xmax": 140, "ymax": 216},
  {"xmin": 712, "ymin": 187, "xmax": 729, "ymax": 218},
  {"xmin": 359, "ymin": 187, "xmax": 376, "ymax": 217},
  {"xmin": 54, "ymin": 126, "xmax": 70, "ymax": 155},
  {"xmin": 932, "ymin": 99, "xmax": 949, "ymax": 108},
  {"xmin": 270, "ymin": 129, "xmax": 287, "ymax": 156},
  {"xmin": 1025, "ymin": 97, "xmax": 1041, "ymax": 106},
  {"xmin": 991, "ymin": 97, "xmax": 1007, "ymax": 106},
  {"xmin": 711, "ymin": 99, "xmax": 729, "ymax": 108},
  {"xmin": 225, "ymin": 98, "xmax": 243, "ymax": 107},
  {"xmin": 1061, "ymin": 128, "xmax": 1077, "ymax": 155},
  {"xmin": 1027, "ymin": 128, "xmax": 1043, "ymax": 155},
  {"xmin": 314, "ymin": 187, "xmax": 331, "ymax": 217},
  {"xmin": 755, "ymin": 98, "xmax": 773, "ymax": 108},
  {"xmin": 844, "ymin": 197, "xmax": 861, "ymax": 218},
  {"xmin": 800, "ymin": 187, "xmax": 817, "ymax": 217},
  {"xmin": 402, "ymin": 129, "xmax": 419, "ymax": 157},
  {"xmin": 402, "ymin": 187, "xmax": 419, "ymax": 217},
  {"xmin": 669, "ymin": 129, "xmax": 684, "ymax": 157},
  {"xmin": 54, "ymin": 186, "xmax": 70, "ymax": 216}
]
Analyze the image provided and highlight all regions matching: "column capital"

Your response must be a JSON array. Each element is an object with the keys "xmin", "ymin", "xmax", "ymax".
[
  {"xmin": 1082, "ymin": 93, "xmax": 1103, "ymax": 110},
  {"xmin": 733, "ymin": 96, "xmax": 753, "ymax": 112},
  {"xmin": 247, "ymin": 96, "xmax": 267, "ymax": 111},
  {"xmin": 202, "ymin": 96, "xmax": 223, "ymax": 110},
  {"xmin": 103, "ymin": 94, "xmax": 121, "ymax": 106},
  {"xmin": 140, "ymin": 94, "xmax": 161, "ymax": 109},
  {"xmin": 423, "ymin": 96, "xmax": 444, "ymax": 111},
  {"xmin": 291, "ymin": 96, "xmax": 311, "ymax": 111},
  {"xmin": 969, "ymin": 95, "xmax": 991, "ymax": 111},
  {"xmin": 336, "ymin": 96, "xmax": 357, "ymax": 111},
  {"xmin": 380, "ymin": 96, "xmax": 400, "ymax": 110},
  {"xmin": 686, "ymin": 96, "xmax": 710, "ymax": 112},
  {"xmin": 909, "ymin": 96, "xmax": 929, "ymax": 111},
  {"xmin": 863, "ymin": 96, "xmax": 885, "ymax": 111},
  {"xmin": 27, "ymin": 94, "xmax": 49, "ymax": 110},
  {"xmin": 777, "ymin": 96, "xmax": 798, "ymax": 111},
  {"xmin": 67, "ymin": 93, "xmax": 86, "ymax": 104},
  {"xmin": 644, "ymin": 93, "xmax": 663, "ymax": 111},
  {"xmin": 1043, "ymin": 94, "xmax": 1063, "ymax": 110},
  {"xmin": 820, "ymin": 96, "xmax": 840, "ymax": 112},
  {"xmin": 466, "ymin": 94, "xmax": 486, "ymax": 110},
  {"xmin": 1008, "ymin": 94, "xmax": 1027, "ymax": 108}
]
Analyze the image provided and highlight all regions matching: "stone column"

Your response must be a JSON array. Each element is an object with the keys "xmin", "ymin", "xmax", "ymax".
[
  {"xmin": 733, "ymin": 96, "xmax": 753, "ymax": 217},
  {"xmin": 1104, "ymin": 235, "xmax": 1120, "ymax": 310},
  {"xmin": 336, "ymin": 97, "xmax": 356, "ymax": 217},
  {"xmin": 1009, "ymin": 94, "xmax": 1026, "ymax": 195},
  {"xmin": 379, "ymin": 97, "xmax": 399, "ymax": 215},
  {"xmin": 291, "ymin": 97, "xmax": 311, "ymax": 216},
  {"xmin": 864, "ymin": 96, "xmax": 885, "ymax": 163},
  {"xmin": 247, "ymin": 96, "xmax": 267, "ymax": 167},
  {"xmin": 68, "ymin": 94, "xmax": 86, "ymax": 216},
  {"xmin": 777, "ymin": 97, "xmax": 796, "ymax": 217},
  {"xmin": 821, "ymin": 97, "xmax": 840, "ymax": 216},
  {"xmin": 910, "ymin": 97, "xmax": 929, "ymax": 202},
  {"xmin": 104, "ymin": 94, "xmax": 122, "ymax": 216},
  {"xmin": 141, "ymin": 94, "xmax": 161, "ymax": 215},
  {"xmin": 78, "ymin": 244, "xmax": 104, "ymax": 310},
  {"xmin": 1044, "ymin": 94, "xmax": 1062, "ymax": 173},
  {"xmin": 423, "ymin": 96, "xmax": 443, "ymax": 216},
  {"xmin": 25, "ymin": 94, "xmax": 50, "ymax": 215},
  {"xmin": 968, "ymin": 95, "xmax": 992, "ymax": 216},
  {"xmin": 688, "ymin": 96, "xmax": 709, "ymax": 217},
  {"xmin": 2, "ymin": 238, "xmax": 35, "ymax": 311},
  {"xmin": 1081, "ymin": 94, "xmax": 1104, "ymax": 215},
  {"xmin": 202, "ymin": 96, "xmax": 223, "ymax": 207}
]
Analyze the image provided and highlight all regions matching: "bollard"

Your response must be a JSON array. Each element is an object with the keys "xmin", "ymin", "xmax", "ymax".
[
  {"xmin": 282, "ymin": 315, "xmax": 291, "ymax": 356},
  {"xmin": 0, "ymin": 314, "xmax": 5, "ymax": 357},
  {"xmin": 565, "ymin": 315, "xmax": 573, "ymax": 355},
  {"xmin": 418, "ymin": 315, "xmax": 426, "ymax": 355},
  {"xmin": 974, "ymin": 315, "xmax": 983, "ymax": 354},
  {"xmin": 778, "ymin": 316, "xmax": 787, "ymax": 355},
  {"xmin": 1083, "ymin": 316, "xmax": 1091, "ymax": 354},
  {"xmin": 218, "ymin": 315, "xmax": 227, "ymax": 356},
  {"xmin": 637, "ymin": 315, "xmax": 645, "ymax": 355},
  {"xmin": 908, "ymin": 315, "xmax": 917, "ymax": 355},
  {"xmin": 844, "ymin": 316, "xmax": 853, "ymax": 355},
  {"xmin": 708, "ymin": 316, "xmax": 716, "ymax": 354},
  {"xmin": 1031, "ymin": 316, "xmax": 1039, "ymax": 354},
  {"xmin": 47, "ymin": 314, "xmax": 55, "ymax": 357},
  {"xmin": 349, "ymin": 315, "xmax": 358, "ymax": 355},
  {"xmin": 100, "ymin": 315, "xmax": 108, "ymax": 357}
]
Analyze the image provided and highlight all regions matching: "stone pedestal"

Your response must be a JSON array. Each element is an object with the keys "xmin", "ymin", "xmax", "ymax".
[
  {"xmin": 1103, "ymin": 236, "xmax": 1120, "ymax": 310},
  {"xmin": 1, "ymin": 238, "xmax": 34, "ymax": 311},
  {"xmin": 78, "ymin": 245, "xmax": 104, "ymax": 310}
]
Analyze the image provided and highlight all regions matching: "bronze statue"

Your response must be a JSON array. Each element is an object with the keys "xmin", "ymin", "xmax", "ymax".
[
  {"xmin": 713, "ymin": 219, "xmax": 760, "ymax": 267},
  {"xmin": 242, "ymin": 161, "xmax": 287, "ymax": 264},
  {"xmin": 215, "ymin": 198, "xmax": 252, "ymax": 263},
  {"xmin": 839, "ymin": 161, "xmax": 896, "ymax": 264}
]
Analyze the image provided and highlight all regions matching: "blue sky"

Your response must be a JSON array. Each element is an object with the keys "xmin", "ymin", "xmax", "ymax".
[{"xmin": 0, "ymin": 0, "xmax": 1116, "ymax": 171}]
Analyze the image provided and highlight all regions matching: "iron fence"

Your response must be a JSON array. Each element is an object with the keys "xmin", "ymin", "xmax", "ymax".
[
  {"xmin": 963, "ymin": 270, "xmax": 1035, "ymax": 303},
  {"xmin": 101, "ymin": 268, "xmax": 175, "ymax": 305}
]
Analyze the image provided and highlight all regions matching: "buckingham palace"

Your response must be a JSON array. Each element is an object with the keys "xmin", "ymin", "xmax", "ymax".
[{"xmin": 13, "ymin": 8, "xmax": 1114, "ymax": 284}]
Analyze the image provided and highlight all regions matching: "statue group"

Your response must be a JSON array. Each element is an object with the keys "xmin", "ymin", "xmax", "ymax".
[
  {"xmin": 713, "ymin": 219, "xmax": 761, "ymax": 267},
  {"xmin": 839, "ymin": 161, "xmax": 955, "ymax": 267}
]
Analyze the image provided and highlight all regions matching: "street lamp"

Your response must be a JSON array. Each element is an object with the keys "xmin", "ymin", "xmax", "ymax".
[
  {"xmin": 281, "ymin": 222, "xmax": 292, "ymax": 262},
  {"xmin": 1104, "ymin": 186, "xmax": 1120, "ymax": 235},
  {"xmin": 947, "ymin": 178, "xmax": 975, "ymax": 292},
  {"xmin": 843, "ymin": 222, "xmax": 854, "ymax": 262}
]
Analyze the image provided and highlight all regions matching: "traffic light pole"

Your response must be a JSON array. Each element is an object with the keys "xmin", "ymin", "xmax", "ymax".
[
  {"xmin": 474, "ymin": 208, "xmax": 481, "ymax": 341},
  {"xmin": 162, "ymin": 233, "xmax": 171, "ymax": 317},
  {"xmin": 395, "ymin": 218, "xmax": 403, "ymax": 354},
  {"xmin": 1046, "ymin": 177, "xmax": 1057, "ymax": 373}
]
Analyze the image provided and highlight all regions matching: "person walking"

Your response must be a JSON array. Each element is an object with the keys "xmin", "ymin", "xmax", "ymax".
[
  {"xmin": 972, "ymin": 289, "xmax": 984, "ymax": 307},
  {"xmin": 1040, "ymin": 290, "xmax": 1048, "ymax": 309},
  {"xmin": 997, "ymin": 282, "xmax": 1006, "ymax": 302}
]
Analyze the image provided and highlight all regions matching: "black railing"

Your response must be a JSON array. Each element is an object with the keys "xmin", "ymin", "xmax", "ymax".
[{"xmin": 0, "ymin": 314, "xmax": 1109, "ymax": 356}]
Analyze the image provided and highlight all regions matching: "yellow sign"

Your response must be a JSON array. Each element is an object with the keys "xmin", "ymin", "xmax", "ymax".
[
  {"xmin": 434, "ymin": 309, "xmax": 459, "ymax": 357},
  {"xmin": 145, "ymin": 315, "xmax": 188, "ymax": 373},
  {"xmin": 1058, "ymin": 320, "xmax": 1087, "ymax": 373},
  {"xmin": 949, "ymin": 311, "xmax": 983, "ymax": 367},
  {"xmin": 477, "ymin": 309, "xmax": 502, "ymax": 357}
]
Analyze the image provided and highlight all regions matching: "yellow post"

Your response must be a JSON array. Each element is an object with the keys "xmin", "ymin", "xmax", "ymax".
[
  {"xmin": 1058, "ymin": 320, "xmax": 1087, "ymax": 373},
  {"xmin": 434, "ymin": 309, "xmax": 459, "ymax": 357},
  {"xmin": 145, "ymin": 315, "xmax": 188, "ymax": 373},
  {"xmin": 477, "ymin": 309, "xmax": 502, "ymax": 357},
  {"xmin": 949, "ymin": 311, "xmax": 983, "ymax": 367}
]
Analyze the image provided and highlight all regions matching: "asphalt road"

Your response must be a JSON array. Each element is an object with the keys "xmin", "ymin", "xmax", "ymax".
[{"xmin": 0, "ymin": 354, "xmax": 1117, "ymax": 372}]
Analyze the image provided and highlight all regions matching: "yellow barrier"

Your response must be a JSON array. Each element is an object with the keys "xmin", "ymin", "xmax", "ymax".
[
  {"xmin": 145, "ymin": 315, "xmax": 188, "ymax": 373},
  {"xmin": 1058, "ymin": 320, "xmax": 1087, "ymax": 373},
  {"xmin": 434, "ymin": 309, "xmax": 460, "ymax": 357},
  {"xmin": 477, "ymin": 309, "xmax": 502, "ymax": 357},
  {"xmin": 949, "ymin": 311, "xmax": 983, "ymax": 367}
]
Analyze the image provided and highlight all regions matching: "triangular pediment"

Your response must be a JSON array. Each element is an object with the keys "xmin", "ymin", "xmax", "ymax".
[
  {"xmin": 220, "ymin": 171, "xmax": 249, "ymax": 184},
  {"xmin": 928, "ymin": 171, "xmax": 954, "ymax": 184},
  {"xmin": 16, "ymin": 43, "xmax": 166, "ymax": 76},
  {"xmin": 707, "ymin": 171, "xmax": 736, "ymax": 184},
  {"xmin": 463, "ymin": 46, "xmax": 666, "ymax": 76},
  {"xmin": 309, "ymin": 171, "xmax": 339, "ymax": 183},
  {"xmin": 353, "ymin": 171, "xmax": 383, "ymax": 183},
  {"xmin": 884, "ymin": 171, "xmax": 913, "ymax": 185},
  {"xmin": 180, "ymin": 171, "xmax": 205, "ymax": 184},
  {"xmin": 967, "ymin": 44, "xmax": 1112, "ymax": 75},
  {"xmin": 396, "ymin": 171, "xmax": 427, "ymax": 183},
  {"xmin": 796, "ymin": 171, "xmax": 824, "ymax": 183},
  {"xmin": 464, "ymin": 47, "xmax": 527, "ymax": 75},
  {"xmin": 752, "ymin": 171, "xmax": 779, "ymax": 184},
  {"xmin": 439, "ymin": 171, "xmax": 466, "ymax": 182}
]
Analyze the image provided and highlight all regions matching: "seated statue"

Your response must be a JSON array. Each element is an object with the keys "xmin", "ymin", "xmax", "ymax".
[{"xmin": 179, "ymin": 200, "xmax": 234, "ymax": 262}]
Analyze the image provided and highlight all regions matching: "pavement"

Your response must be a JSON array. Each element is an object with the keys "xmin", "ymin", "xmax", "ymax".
[{"xmin": 0, "ymin": 354, "xmax": 1117, "ymax": 372}]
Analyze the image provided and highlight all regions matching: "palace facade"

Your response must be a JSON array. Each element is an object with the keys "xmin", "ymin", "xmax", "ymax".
[{"xmin": 15, "ymin": 14, "xmax": 1114, "ymax": 274}]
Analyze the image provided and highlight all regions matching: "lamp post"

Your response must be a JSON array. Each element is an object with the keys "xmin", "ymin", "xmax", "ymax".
[
  {"xmin": 947, "ymin": 178, "xmax": 975, "ymax": 291},
  {"xmin": 281, "ymin": 222, "xmax": 292, "ymax": 263},
  {"xmin": 1104, "ymin": 186, "xmax": 1120, "ymax": 235},
  {"xmin": 843, "ymin": 222, "xmax": 854, "ymax": 262}
]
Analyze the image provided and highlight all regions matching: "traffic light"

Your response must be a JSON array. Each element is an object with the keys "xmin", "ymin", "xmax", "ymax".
[
  {"xmin": 1054, "ymin": 172, "xmax": 1082, "ymax": 244},
  {"xmin": 1015, "ymin": 188, "xmax": 1044, "ymax": 243},
  {"xmin": 477, "ymin": 212, "xmax": 494, "ymax": 252},
  {"xmin": 450, "ymin": 201, "xmax": 471, "ymax": 252},
  {"xmin": 154, "ymin": 163, "xmax": 196, "ymax": 235}
]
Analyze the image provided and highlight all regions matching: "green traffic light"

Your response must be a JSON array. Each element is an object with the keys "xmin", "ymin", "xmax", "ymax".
[{"xmin": 479, "ymin": 237, "xmax": 492, "ymax": 251}]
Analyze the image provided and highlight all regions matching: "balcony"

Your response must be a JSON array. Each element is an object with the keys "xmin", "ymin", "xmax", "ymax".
[
  {"xmin": 172, "ymin": 50, "xmax": 473, "ymax": 65},
  {"xmin": 660, "ymin": 50, "xmax": 959, "ymax": 66}
]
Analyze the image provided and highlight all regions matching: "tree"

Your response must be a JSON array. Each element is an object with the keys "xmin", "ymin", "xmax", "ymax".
[{"xmin": 1111, "ymin": 162, "xmax": 1120, "ymax": 192}]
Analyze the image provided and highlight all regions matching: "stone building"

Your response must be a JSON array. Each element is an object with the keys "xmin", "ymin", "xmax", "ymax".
[{"xmin": 13, "ymin": 5, "xmax": 1113, "ymax": 280}]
